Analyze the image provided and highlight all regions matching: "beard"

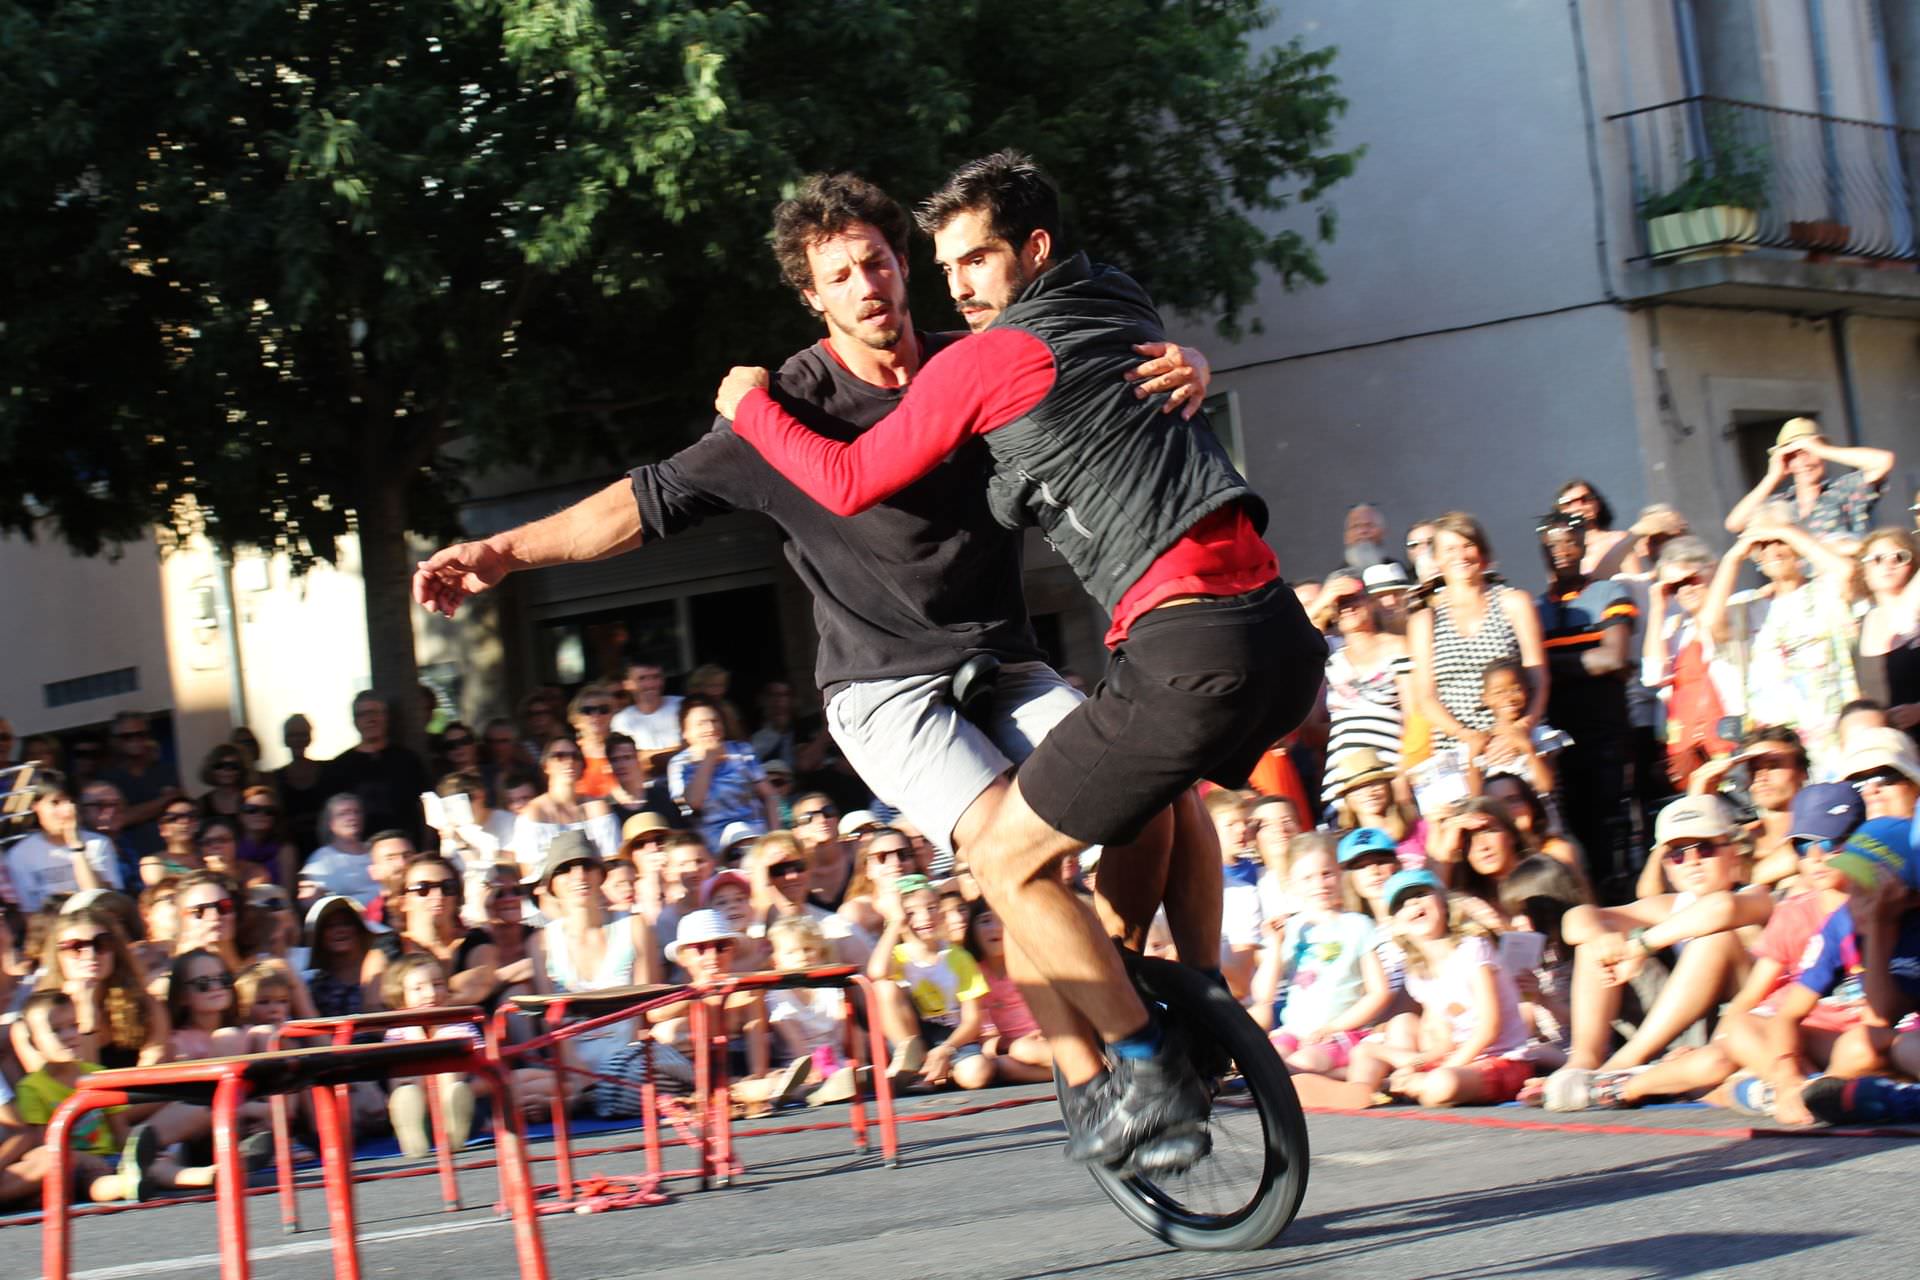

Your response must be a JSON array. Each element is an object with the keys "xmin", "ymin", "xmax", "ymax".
[{"xmin": 825, "ymin": 303, "xmax": 905, "ymax": 352}]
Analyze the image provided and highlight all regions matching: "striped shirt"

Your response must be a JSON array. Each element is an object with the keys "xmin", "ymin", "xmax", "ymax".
[{"xmin": 1325, "ymin": 646, "xmax": 1412, "ymax": 765}]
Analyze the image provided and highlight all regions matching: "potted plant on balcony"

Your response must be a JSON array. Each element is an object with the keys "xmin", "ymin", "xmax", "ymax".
[{"xmin": 1638, "ymin": 143, "xmax": 1769, "ymax": 262}]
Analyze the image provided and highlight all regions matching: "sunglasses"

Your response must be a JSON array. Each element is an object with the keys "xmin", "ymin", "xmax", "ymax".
[
  {"xmin": 548, "ymin": 750, "xmax": 582, "ymax": 763},
  {"xmin": 1663, "ymin": 841, "xmax": 1725, "ymax": 865},
  {"xmin": 255, "ymin": 896, "xmax": 289, "ymax": 913},
  {"xmin": 241, "ymin": 804, "xmax": 278, "ymax": 816},
  {"xmin": 1862, "ymin": 550, "xmax": 1913, "ymax": 569},
  {"xmin": 162, "ymin": 810, "xmax": 197, "ymax": 823},
  {"xmin": 1791, "ymin": 836, "xmax": 1842, "ymax": 858},
  {"xmin": 1558, "ymin": 492, "xmax": 1596, "ymax": 507},
  {"xmin": 578, "ymin": 705, "xmax": 612, "ymax": 716},
  {"xmin": 186, "ymin": 973, "xmax": 236, "ymax": 993},
  {"xmin": 1852, "ymin": 771, "xmax": 1907, "ymax": 789},
  {"xmin": 768, "ymin": 859, "xmax": 809, "ymax": 879},
  {"xmin": 406, "ymin": 880, "xmax": 456, "ymax": 898},
  {"xmin": 442, "ymin": 736, "xmax": 474, "ymax": 748},
  {"xmin": 1333, "ymin": 596, "xmax": 1366, "ymax": 611},
  {"xmin": 872, "ymin": 847, "xmax": 913, "ymax": 864},
  {"xmin": 185, "ymin": 898, "xmax": 237, "ymax": 919},
  {"xmin": 794, "ymin": 807, "xmax": 836, "ymax": 823},
  {"xmin": 59, "ymin": 935, "xmax": 111, "ymax": 955}
]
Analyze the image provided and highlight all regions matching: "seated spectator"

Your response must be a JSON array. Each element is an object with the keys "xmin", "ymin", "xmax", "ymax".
[
  {"xmin": 234, "ymin": 961, "xmax": 295, "ymax": 1051},
  {"xmin": 836, "ymin": 827, "xmax": 920, "ymax": 941},
  {"xmin": 11, "ymin": 990, "xmax": 214, "ymax": 1203},
  {"xmin": 961, "ymin": 902, "xmax": 1053, "ymax": 1086},
  {"xmin": 686, "ymin": 663, "xmax": 750, "ymax": 741},
  {"xmin": 602, "ymin": 733, "xmax": 666, "ymax": 826},
  {"xmin": 866, "ymin": 875, "xmax": 990, "ymax": 1091},
  {"xmin": 1327, "ymin": 750, "xmax": 1423, "ymax": 862},
  {"xmin": 301, "ymin": 794, "xmax": 377, "ymax": 905},
  {"xmin": 133, "ymin": 881, "xmax": 180, "ymax": 978},
  {"xmin": 699, "ymin": 869, "xmax": 767, "ymax": 971},
  {"xmin": 716, "ymin": 821, "xmax": 762, "ymax": 869},
  {"xmin": 9, "ymin": 908, "xmax": 168, "ymax": 1073},
  {"xmin": 668, "ymin": 697, "xmax": 779, "ymax": 850},
  {"xmin": 165, "ymin": 948, "xmax": 248, "ymax": 1060},
  {"xmin": 610, "ymin": 659, "xmax": 685, "ymax": 779},
  {"xmin": 1208, "ymin": 790, "xmax": 1263, "ymax": 998},
  {"xmin": 618, "ymin": 812, "xmax": 673, "ymax": 923},
  {"xmin": 640, "ymin": 910, "xmax": 775, "ymax": 1111},
  {"xmin": 1838, "ymin": 727, "xmax": 1920, "ymax": 824},
  {"xmin": 362, "ymin": 829, "xmax": 421, "ymax": 926},
  {"xmin": 77, "ymin": 782, "xmax": 131, "ymax": 887},
  {"xmin": 1480, "ymin": 774, "xmax": 1582, "ymax": 873},
  {"xmin": 142, "ymin": 797, "xmax": 206, "ymax": 887},
  {"xmin": 1717, "ymin": 818, "xmax": 1920, "ymax": 1125},
  {"xmin": 652, "ymin": 831, "xmax": 716, "ymax": 968},
  {"xmin": 303, "ymin": 895, "xmax": 389, "ymax": 1019},
  {"xmin": 602, "ymin": 856, "xmax": 638, "ymax": 915},
  {"xmin": 1724, "ymin": 416, "xmax": 1893, "ymax": 544},
  {"xmin": 428, "ymin": 770, "xmax": 518, "ymax": 898},
  {"xmin": 1495, "ymin": 855, "xmax": 1587, "ymax": 1054},
  {"xmin": 1342, "ymin": 871, "xmax": 1534, "ymax": 1107},
  {"xmin": 1538, "ymin": 796, "xmax": 1771, "ymax": 1110},
  {"xmin": 511, "ymin": 738, "xmax": 620, "ymax": 869},
  {"xmin": 1427, "ymin": 798, "xmax": 1537, "ymax": 923},
  {"xmin": 7, "ymin": 771, "xmax": 122, "ymax": 911},
  {"xmin": 197, "ymin": 817, "xmax": 270, "ymax": 890},
  {"xmin": 763, "ymin": 916, "xmax": 853, "ymax": 1107},
  {"xmin": 196, "ymin": 743, "xmax": 250, "ymax": 822},
  {"xmin": 235, "ymin": 786, "xmax": 298, "ymax": 891},
  {"xmin": 1679, "ymin": 726, "xmax": 1808, "ymax": 896},
  {"xmin": 1561, "ymin": 784, "xmax": 1862, "ymax": 1112},
  {"xmin": 379, "ymin": 954, "xmax": 478, "ymax": 1158},
  {"xmin": 1249, "ymin": 795, "xmax": 1303, "ymax": 922},
  {"xmin": 477, "ymin": 870, "xmax": 541, "ymax": 1007},
  {"xmin": 1338, "ymin": 828, "xmax": 1405, "ymax": 929},
  {"xmin": 1251, "ymin": 834, "xmax": 1387, "ymax": 1078},
  {"xmin": 391, "ymin": 853, "xmax": 497, "ymax": 1006},
  {"xmin": 746, "ymin": 831, "xmax": 868, "ymax": 966},
  {"xmin": 788, "ymin": 794, "xmax": 853, "ymax": 908}
]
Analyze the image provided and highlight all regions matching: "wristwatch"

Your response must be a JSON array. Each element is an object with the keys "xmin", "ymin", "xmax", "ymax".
[{"xmin": 1628, "ymin": 927, "xmax": 1653, "ymax": 957}]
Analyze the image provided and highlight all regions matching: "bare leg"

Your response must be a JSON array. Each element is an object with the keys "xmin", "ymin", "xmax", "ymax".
[
  {"xmin": 1007, "ymin": 933, "xmax": 1103, "ymax": 1087},
  {"xmin": 1620, "ymin": 1044, "xmax": 1736, "ymax": 1103},
  {"xmin": 1604, "ymin": 933, "xmax": 1746, "ymax": 1070},
  {"xmin": 961, "ymin": 778, "xmax": 1149, "ymax": 1044},
  {"xmin": 1565, "ymin": 940, "xmax": 1626, "ymax": 1071},
  {"xmin": 1089, "ymin": 806, "xmax": 1173, "ymax": 949}
]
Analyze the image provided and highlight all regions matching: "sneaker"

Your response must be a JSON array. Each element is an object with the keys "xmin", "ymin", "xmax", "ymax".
[
  {"xmin": 1802, "ymin": 1075, "xmax": 1920, "ymax": 1126},
  {"xmin": 1542, "ymin": 1067, "xmax": 1594, "ymax": 1112},
  {"xmin": 1064, "ymin": 1024, "xmax": 1211, "ymax": 1168},
  {"xmin": 886, "ymin": 1036, "xmax": 927, "ymax": 1086},
  {"xmin": 806, "ymin": 1065, "xmax": 870, "ymax": 1107},
  {"xmin": 1722, "ymin": 1071, "xmax": 1777, "ymax": 1118},
  {"xmin": 120, "ymin": 1124, "xmax": 157, "ymax": 1203},
  {"xmin": 240, "ymin": 1131, "xmax": 277, "ymax": 1172},
  {"xmin": 1586, "ymin": 1068, "xmax": 1645, "ymax": 1111}
]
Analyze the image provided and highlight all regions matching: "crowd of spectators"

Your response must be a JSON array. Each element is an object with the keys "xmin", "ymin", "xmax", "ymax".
[{"xmin": 4, "ymin": 415, "xmax": 1920, "ymax": 1214}]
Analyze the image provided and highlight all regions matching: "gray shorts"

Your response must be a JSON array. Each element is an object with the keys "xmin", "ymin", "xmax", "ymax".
[{"xmin": 826, "ymin": 662, "xmax": 1083, "ymax": 856}]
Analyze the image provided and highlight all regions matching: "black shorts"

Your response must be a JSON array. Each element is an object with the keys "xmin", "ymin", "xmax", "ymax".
[{"xmin": 1016, "ymin": 582, "xmax": 1327, "ymax": 846}]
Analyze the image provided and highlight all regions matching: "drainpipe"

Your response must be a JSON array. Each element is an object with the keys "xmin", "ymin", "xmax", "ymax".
[
  {"xmin": 210, "ymin": 548, "xmax": 250, "ymax": 730},
  {"xmin": 1829, "ymin": 311, "xmax": 1865, "ymax": 447}
]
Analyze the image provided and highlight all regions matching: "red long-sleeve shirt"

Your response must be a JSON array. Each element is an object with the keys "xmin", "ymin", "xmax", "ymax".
[{"xmin": 733, "ymin": 328, "xmax": 1276, "ymax": 645}]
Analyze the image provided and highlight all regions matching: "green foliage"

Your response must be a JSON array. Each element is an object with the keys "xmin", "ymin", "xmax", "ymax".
[
  {"xmin": 1639, "ymin": 112, "xmax": 1771, "ymax": 219},
  {"xmin": 0, "ymin": 0, "xmax": 1357, "ymax": 571}
]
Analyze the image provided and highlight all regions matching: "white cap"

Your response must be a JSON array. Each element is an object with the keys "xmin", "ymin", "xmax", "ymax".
[{"xmin": 838, "ymin": 809, "xmax": 884, "ymax": 839}]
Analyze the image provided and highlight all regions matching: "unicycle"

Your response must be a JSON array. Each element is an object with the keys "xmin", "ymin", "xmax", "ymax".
[{"xmin": 1058, "ymin": 951, "xmax": 1310, "ymax": 1251}]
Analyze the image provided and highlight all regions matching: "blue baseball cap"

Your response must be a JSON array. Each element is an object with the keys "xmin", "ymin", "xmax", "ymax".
[
  {"xmin": 1788, "ymin": 782, "xmax": 1865, "ymax": 844},
  {"xmin": 1383, "ymin": 868, "xmax": 1446, "ymax": 914},
  {"xmin": 1338, "ymin": 827, "xmax": 1399, "ymax": 866},
  {"xmin": 1826, "ymin": 816, "xmax": 1918, "ymax": 893}
]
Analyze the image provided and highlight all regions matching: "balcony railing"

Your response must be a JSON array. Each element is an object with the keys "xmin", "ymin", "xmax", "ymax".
[{"xmin": 1611, "ymin": 95, "xmax": 1918, "ymax": 264}]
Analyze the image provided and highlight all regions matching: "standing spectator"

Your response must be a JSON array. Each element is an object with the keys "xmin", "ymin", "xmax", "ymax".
[
  {"xmin": 1310, "ymin": 571, "xmax": 1412, "ymax": 767},
  {"xmin": 319, "ymin": 691, "xmax": 430, "ymax": 844},
  {"xmin": 609, "ymin": 660, "xmax": 684, "ymax": 778},
  {"xmin": 235, "ymin": 785, "xmax": 297, "ymax": 892},
  {"xmin": 1341, "ymin": 502, "xmax": 1395, "ymax": 573},
  {"xmin": 1701, "ymin": 518, "xmax": 1860, "ymax": 776},
  {"xmin": 98, "ymin": 710, "xmax": 182, "ymax": 859},
  {"xmin": 1855, "ymin": 529, "xmax": 1920, "ymax": 739},
  {"xmin": 1553, "ymin": 479, "xmax": 1639, "ymax": 579},
  {"xmin": 1643, "ymin": 536, "xmax": 1738, "ymax": 789},
  {"xmin": 230, "ymin": 726, "xmax": 262, "ymax": 772},
  {"xmin": 669, "ymin": 697, "xmax": 779, "ymax": 850},
  {"xmin": 1409, "ymin": 512, "xmax": 1549, "ymax": 758},
  {"xmin": 511, "ymin": 739, "xmax": 620, "ymax": 868},
  {"xmin": 1725, "ymin": 417, "xmax": 1894, "ymax": 544},
  {"xmin": 195, "ymin": 743, "xmax": 249, "ymax": 821},
  {"xmin": 567, "ymin": 684, "xmax": 620, "ymax": 800},
  {"xmin": 77, "ymin": 782, "xmax": 131, "ymax": 887},
  {"xmin": 65, "ymin": 732, "xmax": 108, "ymax": 790},
  {"xmin": 6, "ymin": 772, "xmax": 121, "ymax": 911},
  {"xmin": 273, "ymin": 715, "xmax": 327, "ymax": 855},
  {"xmin": 1536, "ymin": 514, "xmax": 1637, "ymax": 893},
  {"xmin": 1363, "ymin": 562, "xmax": 1415, "ymax": 635},
  {"xmin": 1404, "ymin": 521, "xmax": 1440, "ymax": 584},
  {"xmin": 300, "ymin": 794, "xmax": 378, "ymax": 906}
]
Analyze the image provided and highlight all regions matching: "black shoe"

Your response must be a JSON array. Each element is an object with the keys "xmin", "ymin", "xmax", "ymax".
[
  {"xmin": 1123, "ymin": 1124, "xmax": 1212, "ymax": 1177},
  {"xmin": 1064, "ymin": 1025, "xmax": 1211, "ymax": 1168}
]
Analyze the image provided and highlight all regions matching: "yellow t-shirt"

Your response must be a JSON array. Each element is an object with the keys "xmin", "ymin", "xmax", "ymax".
[
  {"xmin": 15, "ymin": 1064, "xmax": 119, "ymax": 1156},
  {"xmin": 888, "ymin": 944, "xmax": 989, "ymax": 1027}
]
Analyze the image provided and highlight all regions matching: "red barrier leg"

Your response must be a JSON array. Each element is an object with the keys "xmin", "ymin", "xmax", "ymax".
[
  {"xmin": 641, "ymin": 1037, "xmax": 663, "ymax": 1181},
  {"xmin": 477, "ymin": 1062, "xmax": 551, "ymax": 1280},
  {"xmin": 690, "ymin": 999, "xmax": 714, "ymax": 1189},
  {"xmin": 271, "ymin": 1092, "xmax": 302, "ymax": 1233},
  {"xmin": 842, "ymin": 1009, "xmax": 870, "ymax": 1152},
  {"xmin": 211, "ymin": 1076, "xmax": 253, "ymax": 1280},
  {"xmin": 310, "ymin": 1080, "xmax": 363, "ymax": 1280},
  {"xmin": 41, "ymin": 1094, "xmax": 92, "ymax": 1280},
  {"xmin": 708, "ymin": 1002, "xmax": 735, "ymax": 1187},
  {"xmin": 547, "ymin": 1013, "xmax": 576, "ymax": 1202},
  {"xmin": 852, "ymin": 977, "xmax": 901, "ymax": 1166},
  {"xmin": 423, "ymin": 1072, "xmax": 462, "ymax": 1212}
]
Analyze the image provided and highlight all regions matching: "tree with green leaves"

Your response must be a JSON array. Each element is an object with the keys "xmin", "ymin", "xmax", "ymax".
[{"xmin": 0, "ymin": 0, "xmax": 1357, "ymax": 737}]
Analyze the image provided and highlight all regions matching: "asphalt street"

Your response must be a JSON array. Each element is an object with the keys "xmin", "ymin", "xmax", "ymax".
[{"xmin": 15, "ymin": 1085, "xmax": 1917, "ymax": 1280}]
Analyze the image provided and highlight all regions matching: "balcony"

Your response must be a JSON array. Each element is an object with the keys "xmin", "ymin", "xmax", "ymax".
[{"xmin": 1610, "ymin": 96, "xmax": 1920, "ymax": 318}]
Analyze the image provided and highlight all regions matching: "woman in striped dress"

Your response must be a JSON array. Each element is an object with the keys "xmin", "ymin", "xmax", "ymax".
[
  {"xmin": 1311, "ymin": 571, "xmax": 1414, "ymax": 768},
  {"xmin": 1409, "ymin": 512, "xmax": 1549, "ymax": 760}
]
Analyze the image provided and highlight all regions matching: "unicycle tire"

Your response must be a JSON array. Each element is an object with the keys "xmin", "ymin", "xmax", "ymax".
[{"xmin": 1061, "ymin": 953, "xmax": 1310, "ymax": 1251}]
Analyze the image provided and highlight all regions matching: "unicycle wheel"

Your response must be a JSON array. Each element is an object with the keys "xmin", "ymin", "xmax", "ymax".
[{"xmin": 1060, "ymin": 953, "xmax": 1310, "ymax": 1251}]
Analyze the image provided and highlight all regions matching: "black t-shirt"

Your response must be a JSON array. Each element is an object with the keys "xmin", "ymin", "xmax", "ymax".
[
  {"xmin": 319, "ymin": 744, "xmax": 430, "ymax": 844},
  {"xmin": 1537, "ymin": 578, "xmax": 1636, "ymax": 737},
  {"xmin": 629, "ymin": 335, "xmax": 1045, "ymax": 697}
]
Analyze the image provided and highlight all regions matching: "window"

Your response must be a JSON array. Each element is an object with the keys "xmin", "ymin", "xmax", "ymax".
[
  {"xmin": 44, "ymin": 668, "xmax": 140, "ymax": 710},
  {"xmin": 1729, "ymin": 410, "xmax": 1811, "ymax": 494},
  {"xmin": 1201, "ymin": 390, "xmax": 1246, "ymax": 475}
]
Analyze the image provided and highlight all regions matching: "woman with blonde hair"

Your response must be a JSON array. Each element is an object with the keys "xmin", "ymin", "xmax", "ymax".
[
  {"xmin": 1855, "ymin": 527, "xmax": 1920, "ymax": 738},
  {"xmin": 749, "ymin": 831, "xmax": 868, "ymax": 964},
  {"xmin": 13, "ymin": 908, "xmax": 169, "ymax": 1072}
]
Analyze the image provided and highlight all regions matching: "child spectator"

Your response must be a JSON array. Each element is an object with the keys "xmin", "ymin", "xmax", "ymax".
[
  {"xmin": 642, "ymin": 910, "xmax": 775, "ymax": 1110},
  {"xmin": 13, "ymin": 990, "xmax": 215, "ymax": 1201},
  {"xmin": 379, "ymin": 953, "xmax": 478, "ymax": 1159},
  {"xmin": 764, "ymin": 915, "xmax": 851, "ymax": 1106},
  {"xmin": 234, "ymin": 962, "xmax": 294, "ymax": 1051},
  {"xmin": 1495, "ymin": 855, "xmax": 1588, "ymax": 1056},
  {"xmin": 867, "ymin": 875, "xmax": 989, "ymax": 1090},
  {"xmin": 962, "ymin": 901, "xmax": 1053, "ymax": 1086},
  {"xmin": 938, "ymin": 887, "xmax": 972, "ymax": 949},
  {"xmin": 1207, "ymin": 790, "xmax": 1264, "ymax": 998},
  {"xmin": 1467, "ymin": 659, "xmax": 1569, "ymax": 804},
  {"xmin": 700, "ymin": 869, "xmax": 767, "ymax": 971},
  {"xmin": 166, "ymin": 948, "xmax": 249, "ymax": 1060},
  {"xmin": 1344, "ymin": 870, "xmax": 1534, "ymax": 1107},
  {"xmin": 602, "ymin": 857, "xmax": 638, "ymax": 916},
  {"xmin": 1252, "ymin": 834, "xmax": 1389, "ymax": 1075},
  {"xmin": 1338, "ymin": 828, "xmax": 1404, "ymax": 927},
  {"xmin": 1538, "ymin": 795, "xmax": 1772, "ymax": 1110}
]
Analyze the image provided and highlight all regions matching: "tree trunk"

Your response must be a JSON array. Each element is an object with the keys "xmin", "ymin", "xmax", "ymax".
[{"xmin": 356, "ymin": 468, "xmax": 426, "ymax": 755}]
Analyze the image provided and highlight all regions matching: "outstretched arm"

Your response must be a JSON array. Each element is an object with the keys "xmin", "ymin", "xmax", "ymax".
[
  {"xmin": 720, "ymin": 329, "xmax": 1055, "ymax": 517},
  {"xmin": 413, "ymin": 478, "xmax": 642, "ymax": 617}
]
